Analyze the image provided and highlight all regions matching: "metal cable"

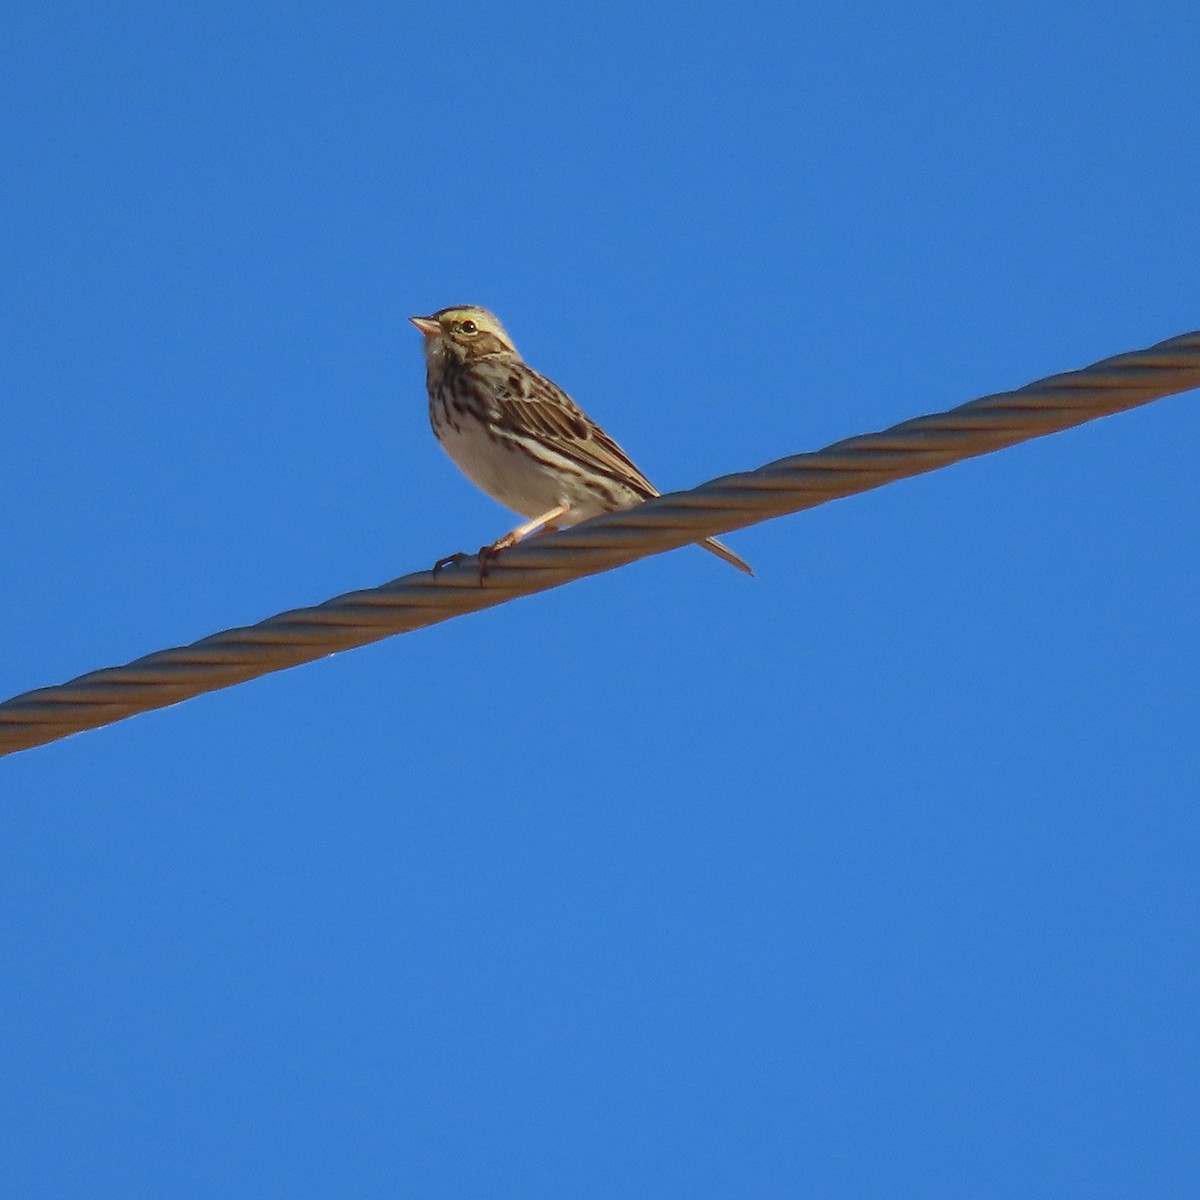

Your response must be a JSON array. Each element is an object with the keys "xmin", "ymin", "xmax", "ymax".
[{"xmin": 2, "ymin": 330, "xmax": 1197, "ymax": 758}]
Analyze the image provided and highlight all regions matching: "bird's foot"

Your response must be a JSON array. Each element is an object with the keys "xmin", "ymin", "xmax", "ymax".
[
  {"xmin": 432, "ymin": 543, "xmax": 508, "ymax": 584},
  {"xmin": 477, "ymin": 540, "xmax": 510, "ymax": 583},
  {"xmin": 432, "ymin": 551, "xmax": 471, "ymax": 577}
]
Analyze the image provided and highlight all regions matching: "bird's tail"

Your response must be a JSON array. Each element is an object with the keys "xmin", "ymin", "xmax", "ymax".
[{"xmin": 698, "ymin": 536, "xmax": 753, "ymax": 576}]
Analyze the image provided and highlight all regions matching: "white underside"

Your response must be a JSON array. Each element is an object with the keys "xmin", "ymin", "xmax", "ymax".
[{"xmin": 437, "ymin": 415, "xmax": 641, "ymax": 524}]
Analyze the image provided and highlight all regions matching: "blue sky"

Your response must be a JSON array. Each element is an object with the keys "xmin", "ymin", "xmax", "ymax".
[{"xmin": 3, "ymin": 2, "xmax": 1198, "ymax": 1195}]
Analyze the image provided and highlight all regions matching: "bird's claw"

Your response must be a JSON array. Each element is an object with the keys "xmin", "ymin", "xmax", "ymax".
[
  {"xmin": 432, "ymin": 545, "xmax": 506, "ymax": 585},
  {"xmin": 432, "ymin": 551, "xmax": 470, "ymax": 577},
  {"xmin": 477, "ymin": 542, "xmax": 504, "ymax": 583}
]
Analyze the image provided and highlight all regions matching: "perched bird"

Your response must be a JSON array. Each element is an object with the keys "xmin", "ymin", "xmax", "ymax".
[{"xmin": 409, "ymin": 305, "xmax": 752, "ymax": 576}]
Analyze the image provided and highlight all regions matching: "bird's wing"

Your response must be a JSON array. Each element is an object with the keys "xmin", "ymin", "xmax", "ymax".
[{"xmin": 474, "ymin": 363, "xmax": 659, "ymax": 499}]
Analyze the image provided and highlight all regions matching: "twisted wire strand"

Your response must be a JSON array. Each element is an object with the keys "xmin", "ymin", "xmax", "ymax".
[{"xmin": 2, "ymin": 330, "xmax": 1197, "ymax": 758}]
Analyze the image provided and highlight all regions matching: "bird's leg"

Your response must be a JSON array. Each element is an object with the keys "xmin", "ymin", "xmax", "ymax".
[
  {"xmin": 478, "ymin": 503, "xmax": 570, "ymax": 582},
  {"xmin": 489, "ymin": 504, "xmax": 571, "ymax": 551}
]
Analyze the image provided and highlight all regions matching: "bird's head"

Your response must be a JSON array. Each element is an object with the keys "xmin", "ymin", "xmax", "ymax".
[{"xmin": 409, "ymin": 305, "xmax": 520, "ymax": 366}]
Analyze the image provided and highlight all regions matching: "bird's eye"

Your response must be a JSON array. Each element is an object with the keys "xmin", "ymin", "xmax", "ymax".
[{"xmin": 460, "ymin": 320, "xmax": 478, "ymax": 335}]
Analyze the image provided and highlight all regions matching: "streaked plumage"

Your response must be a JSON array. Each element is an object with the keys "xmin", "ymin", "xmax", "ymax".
[{"xmin": 410, "ymin": 305, "xmax": 751, "ymax": 576}]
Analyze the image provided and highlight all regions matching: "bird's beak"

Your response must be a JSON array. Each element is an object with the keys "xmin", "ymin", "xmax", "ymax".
[{"xmin": 409, "ymin": 316, "xmax": 440, "ymax": 338}]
